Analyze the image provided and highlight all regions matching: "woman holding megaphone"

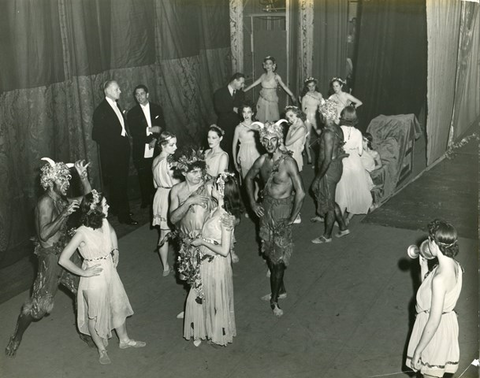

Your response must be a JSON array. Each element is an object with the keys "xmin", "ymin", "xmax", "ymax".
[{"xmin": 405, "ymin": 219, "xmax": 463, "ymax": 377}]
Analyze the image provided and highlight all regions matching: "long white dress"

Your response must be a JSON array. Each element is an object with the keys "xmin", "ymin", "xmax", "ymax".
[
  {"xmin": 76, "ymin": 219, "xmax": 134, "ymax": 343},
  {"xmin": 152, "ymin": 156, "xmax": 174, "ymax": 229},
  {"xmin": 335, "ymin": 126, "xmax": 373, "ymax": 214},
  {"xmin": 183, "ymin": 209, "xmax": 236, "ymax": 346},
  {"xmin": 236, "ymin": 123, "xmax": 260, "ymax": 179}
]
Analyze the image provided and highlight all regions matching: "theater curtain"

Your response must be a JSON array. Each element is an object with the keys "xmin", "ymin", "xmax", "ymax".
[
  {"xmin": 450, "ymin": 2, "xmax": 480, "ymax": 142},
  {"xmin": 0, "ymin": 0, "xmax": 230, "ymax": 269},
  {"xmin": 353, "ymin": 0, "xmax": 427, "ymax": 131},
  {"xmin": 425, "ymin": 0, "xmax": 461, "ymax": 164},
  {"xmin": 312, "ymin": 0, "xmax": 348, "ymax": 96}
]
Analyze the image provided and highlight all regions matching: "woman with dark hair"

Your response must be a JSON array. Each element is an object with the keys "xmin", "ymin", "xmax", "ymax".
[
  {"xmin": 406, "ymin": 219, "xmax": 463, "ymax": 377},
  {"xmin": 152, "ymin": 131, "xmax": 179, "ymax": 276},
  {"xmin": 243, "ymin": 56, "xmax": 296, "ymax": 123},
  {"xmin": 328, "ymin": 77, "xmax": 362, "ymax": 124},
  {"xmin": 360, "ymin": 132, "xmax": 382, "ymax": 174},
  {"xmin": 335, "ymin": 106, "xmax": 372, "ymax": 225},
  {"xmin": 205, "ymin": 125, "xmax": 229, "ymax": 177},
  {"xmin": 301, "ymin": 77, "xmax": 324, "ymax": 165},
  {"xmin": 232, "ymin": 102, "xmax": 261, "ymax": 179},
  {"xmin": 285, "ymin": 106, "xmax": 308, "ymax": 173},
  {"xmin": 59, "ymin": 190, "xmax": 145, "ymax": 365},
  {"xmin": 184, "ymin": 173, "xmax": 241, "ymax": 347}
]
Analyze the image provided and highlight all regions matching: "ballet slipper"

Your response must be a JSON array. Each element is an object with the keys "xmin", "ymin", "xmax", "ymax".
[
  {"xmin": 271, "ymin": 303, "xmax": 284, "ymax": 317},
  {"xmin": 335, "ymin": 229, "xmax": 350, "ymax": 238},
  {"xmin": 193, "ymin": 339, "xmax": 202, "ymax": 347},
  {"xmin": 119, "ymin": 339, "xmax": 146, "ymax": 349},
  {"xmin": 99, "ymin": 350, "xmax": 111, "ymax": 365}
]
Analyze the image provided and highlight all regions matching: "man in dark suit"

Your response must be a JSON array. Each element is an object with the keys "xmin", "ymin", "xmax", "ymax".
[
  {"xmin": 127, "ymin": 84, "xmax": 166, "ymax": 208},
  {"xmin": 213, "ymin": 73, "xmax": 246, "ymax": 166},
  {"xmin": 92, "ymin": 80, "xmax": 138, "ymax": 225}
]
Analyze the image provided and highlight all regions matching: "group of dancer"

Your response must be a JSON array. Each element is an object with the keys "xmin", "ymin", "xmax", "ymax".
[{"xmin": 4, "ymin": 54, "xmax": 464, "ymax": 377}]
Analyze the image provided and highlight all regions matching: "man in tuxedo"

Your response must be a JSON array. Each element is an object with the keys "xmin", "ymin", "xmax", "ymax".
[
  {"xmin": 213, "ymin": 73, "xmax": 245, "ymax": 166},
  {"xmin": 92, "ymin": 80, "xmax": 138, "ymax": 225},
  {"xmin": 127, "ymin": 84, "xmax": 166, "ymax": 208}
]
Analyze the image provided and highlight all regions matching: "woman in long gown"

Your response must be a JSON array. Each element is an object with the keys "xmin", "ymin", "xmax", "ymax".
[
  {"xmin": 285, "ymin": 106, "xmax": 308, "ymax": 172},
  {"xmin": 184, "ymin": 173, "xmax": 241, "ymax": 347},
  {"xmin": 152, "ymin": 132, "xmax": 178, "ymax": 276},
  {"xmin": 335, "ymin": 106, "xmax": 372, "ymax": 224},
  {"xmin": 232, "ymin": 103, "xmax": 261, "ymax": 179},
  {"xmin": 406, "ymin": 219, "xmax": 463, "ymax": 377},
  {"xmin": 243, "ymin": 56, "xmax": 296, "ymax": 123},
  {"xmin": 301, "ymin": 77, "xmax": 324, "ymax": 165},
  {"xmin": 204, "ymin": 125, "xmax": 229, "ymax": 178},
  {"xmin": 59, "ymin": 190, "xmax": 145, "ymax": 365},
  {"xmin": 328, "ymin": 77, "xmax": 363, "ymax": 124}
]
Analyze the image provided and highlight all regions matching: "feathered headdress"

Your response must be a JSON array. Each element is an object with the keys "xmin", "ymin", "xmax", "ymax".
[
  {"xmin": 174, "ymin": 148, "xmax": 206, "ymax": 173},
  {"xmin": 40, "ymin": 157, "xmax": 73, "ymax": 190},
  {"xmin": 319, "ymin": 100, "xmax": 338, "ymax": 122},
  {"xmin": 251, "ymin": 119, "xmax": 286, "ymax": 140}
]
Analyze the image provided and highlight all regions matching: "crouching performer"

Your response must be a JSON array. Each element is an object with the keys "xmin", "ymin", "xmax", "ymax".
[
  {"xmin": 245, "ymin": 120, "xmax": 305, "ymax": 317},
  {"xmin": 5, "ymin": 158, "xmax": 92, "ymax": 357}
]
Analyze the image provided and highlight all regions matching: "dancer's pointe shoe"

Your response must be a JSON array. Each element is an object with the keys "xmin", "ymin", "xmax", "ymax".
[
  {"xmin": 5, "ymin": 336, "xmax": 21, "ymax": 358},
  {"xmin": 261, "ymin": 293, "xmax": 287, "ymax": 301},
  {"xmin": 119, "ymin": 339, "xmax": 146, "ymax": 349},
  {"xmin": 193, "ymin": 339, "xmax": 202, "ymax": 347},
  {"xmin": 176, "ymin": 311, "xmax": 185, "ymax": 319},
  {"xmin": 162, "ymin": 265, "xmax": 171, "ymax": 277},
  {"xmin": 271, "ymin": 303, "xmax": 284, "ymax": 317},
  {"xmin": 99, "ymin": 350, "xmax": 111, "ymax": 365}
]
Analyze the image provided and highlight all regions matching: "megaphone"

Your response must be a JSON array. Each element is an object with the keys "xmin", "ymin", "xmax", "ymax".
[{"xmin": 407, "ymin": 239, "xmax": 435, "ymax": 260}]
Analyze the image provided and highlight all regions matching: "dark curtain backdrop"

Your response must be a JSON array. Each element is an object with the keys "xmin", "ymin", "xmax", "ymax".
[
  {"xmin": 353, "ymin": 0, "xmax": 427, "ymax": 131},
  {"xmin": 0, "ymin": 0, "xmax": 231, "ymax": 269}
]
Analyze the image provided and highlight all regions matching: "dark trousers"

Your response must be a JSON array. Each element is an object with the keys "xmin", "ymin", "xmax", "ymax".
[
  {"xmin": 99, "ymin": 138, "xmax": 131, "ymax": 221},
  {"xmin": 134, "ymin": 158, "xmax": 154, "ymax": 206}
]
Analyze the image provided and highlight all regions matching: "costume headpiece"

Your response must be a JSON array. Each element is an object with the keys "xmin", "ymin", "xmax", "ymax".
[
  {"xmin": 88, "ymin": 189, "xmax": 101, "ymax": 214},
  {"xmin": 215, "ymin": 172, "xmax": 235, "ymax": 197},
  {"xmin": 304, "ymin": 77, "xmax": 317, "ymax": 84},
  {"xmin": 40, "ymin": 157, "xmax": 73, "ymax": 190},
  {"xmin": 252, "ymin": 119, "xmax": 286, "ymax": 140},
  {"xmin": 319, "ymin": 100, "xmax": 338, "ymax": 122},
  {"xmin": 175, "ymin": 148, "xmax": 206, "ymax": 173},
  {"xmin": 330, "ymin": 77, "xmax": 346, "ymax": 85}
]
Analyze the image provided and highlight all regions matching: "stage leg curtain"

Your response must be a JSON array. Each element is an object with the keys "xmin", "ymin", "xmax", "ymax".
[
  {"xmin": 425, "ymin": 0, "xmax": 462, "ymax": 164},
  {"xmin": 312, "ymin": 0, "xmax": 348, "ymax": 97},
  {"xmin": 0, "ymin": 0, "xmax": 230, "ymax": 276},
  {"xmin": 353, "ymin": 0, "xmax": 427, "ymax": 132},
  {"xmin": 450, "ymin": 2, "xmax": 480, "ymax": 143}
]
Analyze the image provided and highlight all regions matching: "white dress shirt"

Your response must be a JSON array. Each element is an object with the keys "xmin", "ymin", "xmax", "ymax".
[{"xmin": 106, "ymin": 97, "xmax": 127, "ymax": 136}]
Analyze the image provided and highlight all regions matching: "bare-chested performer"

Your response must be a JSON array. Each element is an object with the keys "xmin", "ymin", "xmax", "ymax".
[
  {"xmin": 245, "ymin": 120, "xmax": 305, "ymax": 317},
  {"xmin": 311, "ymin": 100, "xmax": 350, "ymax": 244},
  {"xmin": 6, "ymin": 158, "xmax": 91, "ymax": 357},
  {"xmin": 169, "ymin": 149, "xmax": 211, "ymax": 317}
]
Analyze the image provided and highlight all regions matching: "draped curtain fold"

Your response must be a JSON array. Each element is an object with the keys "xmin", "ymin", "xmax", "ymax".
[
  {"xmin": 0, "ymin": 0, "xmax": 231, "ymax": 269},
  {"xmin": 312, "ymin": 0, "xmax": 348, "ymax": 97},
  {"xmin": 354, "ymin": 0, "xmax": 427, "ymax": 132},
  {"xmin": 425, "ymin": 0, "xmax": 461, "ymax": 164},
  {"xmin": 450, "ymin": 2, "xmax": 480, "ymax": 142}
]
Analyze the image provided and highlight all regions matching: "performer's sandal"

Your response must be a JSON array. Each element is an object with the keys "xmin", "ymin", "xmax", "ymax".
[
  {"xmin": 271, "ymin": 303, "xmax": 284, "ymax": 317},
  {"xmin": 311, "ymin": 236, "xmax": 332, "ymax": 244},
  {"xmin": 335, "ymin": 229, "xmax": 350, "ymax": 238},
  {"xmin": 119, "ymin": 339, "xmax": 146, "ymax": 349},
  {"xmin": 99, "ymin": 350, "xmax": 111, "ymax": 365}
]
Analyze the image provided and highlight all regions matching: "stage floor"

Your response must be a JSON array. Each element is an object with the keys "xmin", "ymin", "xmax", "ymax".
[{"xmin": 1, "ymin": 153, "xmax": 478, "ymax": 378}]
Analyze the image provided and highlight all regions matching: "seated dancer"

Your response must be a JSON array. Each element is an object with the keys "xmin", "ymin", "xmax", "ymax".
[
  {"xmin": 59, "ymin": 190, "xmax": 146, "ymax": 365},
  {"xmin": 186, "ymin": 173, "xmax": 241, "ymax": 347},
  {"xmin": 245, "ymin": 120, "xmax": 305, "ymax": 317},
  {"xmin": 169, "ymin": 149, "xmax": 211, "ymax": 320},
  {"xmin": 311, "ymin": 100, "xmax": 350, "ymax": 244},
  {"xmin": 6, "ymin": 158, "xmax": 91, "ymax": 357}
]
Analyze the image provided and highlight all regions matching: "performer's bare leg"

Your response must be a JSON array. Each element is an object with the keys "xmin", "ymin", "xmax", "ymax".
[
  {"xmin": 267, "ymin": 260, "xmax": 285, "ymax": 317},
  {"xmin": 325, "ymin": 203, "xmax": 347, "ymax": 239}
]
